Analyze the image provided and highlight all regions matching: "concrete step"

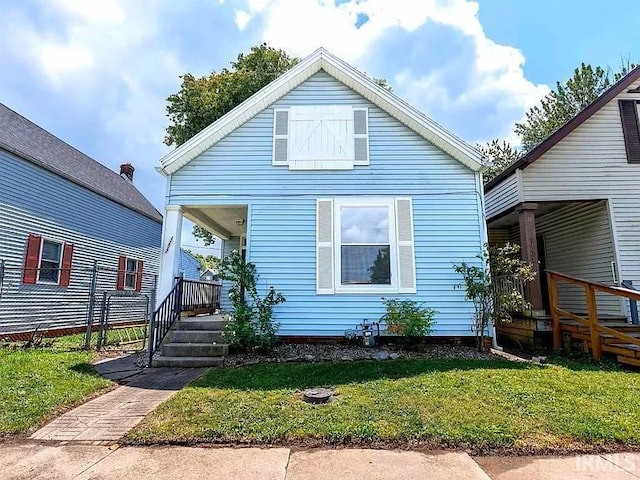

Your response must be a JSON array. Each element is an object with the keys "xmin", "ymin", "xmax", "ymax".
[
  {"xmin": 170, "ymin": 330, "xmax": 224, "ymax": 343},
  {"xmin": 161, "ymin": 342, "xmax": 228, "ymax": 357},
  {"xmin": 176, "ymin": 318, "xmax": 225, "ymax": 331},
  {"xmin": 152, "ymin": 355, "xmax": 225, "ymax": 368}
]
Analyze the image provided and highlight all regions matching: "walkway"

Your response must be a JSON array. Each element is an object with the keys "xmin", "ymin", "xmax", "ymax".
[
  {"xmin": 30, "ymin": 355, "xmax": 205, "ymax": 444},
  {"xmin": 3, "ymin": 444, "xmax": 640, "ymax": 480}
]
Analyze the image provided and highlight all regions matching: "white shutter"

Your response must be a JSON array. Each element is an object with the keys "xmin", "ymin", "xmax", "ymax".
[
  {"xmin": 353, "ymin": 108, "xmax": 369, "ymax": 166},
  {"xmin": 289, "ymin": 106, "xmax": 354, "ymax": 170},
  {"xmin": 272, "ymin": 109, "xmax": 289, "ymax": 166},
  {"xmin": 395, "ymin": 197, "xmax": 416, "ymax": 293},
  {"xmin": 316, "ymin": 198, "xmax": 335, "ymax": 294}
]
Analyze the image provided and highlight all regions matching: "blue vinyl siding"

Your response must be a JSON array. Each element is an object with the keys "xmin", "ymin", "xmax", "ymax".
[
  {"xmin": 179, "ymin": 249, "xmax": 201, "ymax": 280},
  {"xmin": 169, "ymin": 72, "xmax": 483, "ymax": 336},
  {"xmin": 0, "ymin": 150, "xmax": 162, "ymax": 333}
]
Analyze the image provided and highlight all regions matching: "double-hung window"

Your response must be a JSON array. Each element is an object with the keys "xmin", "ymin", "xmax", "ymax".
[
  {"xmin": 117, "ymin": 256, "xmax": 143, "ymax": 292},
  {"xmin": 38, "ymin": 240, "xmax": 62, "ymax": 283},
  {"xmin": 316, "ymin": 197, "xmax": 416, "ymax": 294},
  {"xmin": 338, "ymin": 201, "xmax": 395, "ymax": 290},
  {"xmin": 125, "ymin": 258, "xmax": 139, "ymax": 289}
]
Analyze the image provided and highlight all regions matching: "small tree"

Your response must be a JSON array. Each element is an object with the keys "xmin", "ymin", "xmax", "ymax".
[
  {"xmin": 218, "ymin": 250, "xmax": 285, "ymax": 351},
  {"xmin": 453, "ymin": 243, "xmax": 536, "ymax": 350}
]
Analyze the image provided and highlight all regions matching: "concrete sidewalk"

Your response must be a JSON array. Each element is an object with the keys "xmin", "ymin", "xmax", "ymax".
[{"xmin": 3, "ymin": 443, "xmax": 640, "ymax": 480}]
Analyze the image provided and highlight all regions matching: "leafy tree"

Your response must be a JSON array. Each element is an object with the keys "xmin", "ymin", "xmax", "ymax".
[
  {"xmin": 191, "ymin": 226, "xmax": 217, "ymax": 247},
  {"xmin": 187, "ymin": 251, "xmax": 219, "ymax": 271},
  {"xmin": 373, "ymin": 77, "xmax": 393, "ymax": 92},
  {"xmin": 479, "ymin": 139, "xmax": 521, "ymax": 184},
  {"xmin": 165, "ymin": 43, "xmax": 299, "ymax": 147},
  {"xmin": 515, "ymin": 62, "xmax": 635, "ymax": 150}
]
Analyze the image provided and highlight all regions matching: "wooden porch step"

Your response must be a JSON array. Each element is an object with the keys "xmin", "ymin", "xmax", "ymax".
[
  {"xmin": 617, "ymin": 355, "xmax": 640, "ymax": 367},
  {"xmin": 601, "ymin": 343, "xmax": 640, "ymax": 358}
]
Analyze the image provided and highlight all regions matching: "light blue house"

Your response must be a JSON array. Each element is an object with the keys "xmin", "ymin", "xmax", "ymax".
[
  {"xmin": 156, "ymin": 48, "xmax": 486, "ymax": 338},
  {"xmin": 179, "ymin": 248, "xmax": 202, "ymax": 280},
  {"xmin": 0, "ymin": 103, "xmax": 162, "ymax": 336}
]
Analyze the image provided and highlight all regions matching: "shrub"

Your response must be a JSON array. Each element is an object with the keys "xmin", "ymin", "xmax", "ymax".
[
  {"xmin": 380, "ymin": 298, "xmax": 436, "ymax": 337},
  {"xmin": 453, "ymin": 242, "xmax": 536, "ymax": 350},
  {"xmin": 218, "ymin": 251, "xmax": 285, "ymax": 351}
]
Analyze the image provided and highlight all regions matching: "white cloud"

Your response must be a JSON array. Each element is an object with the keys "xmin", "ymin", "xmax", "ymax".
[
  {"xmin": 234, "ymin": 9, "xmax": 252, "ymax": 30},
  {"xmin": 243, "ymin": 0, "xmax": 549, "ymax": 144}
]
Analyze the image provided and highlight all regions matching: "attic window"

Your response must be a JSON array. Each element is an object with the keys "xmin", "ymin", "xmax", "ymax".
[
  {"xmin": 619, "ymin": 100, "xmax": 640, "ymax": 163},
  {"xmin": 272, "ymin": 105, "xmax": 369, "ymax": 170}
]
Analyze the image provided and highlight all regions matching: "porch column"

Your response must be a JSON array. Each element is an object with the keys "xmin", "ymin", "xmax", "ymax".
[
  {"xmin": 516, "ymin": 202, "xmax": 544, "ymax": 312},
  {"xmin": 157, "ymin": 205, "xmax": 183, "ymax": 306}
]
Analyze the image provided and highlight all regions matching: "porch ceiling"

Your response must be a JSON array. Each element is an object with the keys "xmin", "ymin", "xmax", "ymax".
[
  {"xmin": 488, "ymin": 201, "xmax": 600, "ymax": 229},
  {"xmin": 183, "ymin": 205, "xmax": 247, "ymax": 240}
]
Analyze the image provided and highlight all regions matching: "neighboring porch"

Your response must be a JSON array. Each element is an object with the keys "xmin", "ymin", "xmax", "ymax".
[
  {"xmin": 488, "ymin": 199, "xmax": 622, "ymax": 318},
  {"xmin": 487, "ymin": 199, "xmax": 640, "ymax": 361}
]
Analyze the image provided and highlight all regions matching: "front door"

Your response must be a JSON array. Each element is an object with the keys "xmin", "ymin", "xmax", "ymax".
[{"xmin": 537, "ymin": 235, "xmax": 550, "ymax": 313}]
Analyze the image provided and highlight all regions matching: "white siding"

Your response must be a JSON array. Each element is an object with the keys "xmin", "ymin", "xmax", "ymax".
[
  {"xmin": 485, "ymin": 172, "xmax": 520, "ymax": 218},
  {"xmin": 520, "ymin": 78, "xmax": 640, "ymax": 295}
]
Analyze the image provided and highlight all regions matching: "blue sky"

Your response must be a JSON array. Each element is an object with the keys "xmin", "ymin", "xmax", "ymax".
[{"xmin": 1, "ymin": 0, "xmax": 638, "ymax": 255}]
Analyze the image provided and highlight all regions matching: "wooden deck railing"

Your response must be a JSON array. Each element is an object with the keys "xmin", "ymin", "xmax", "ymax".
[{"xmin": 547, "ymin": 270, "xmax": 640, "ymax": 360}]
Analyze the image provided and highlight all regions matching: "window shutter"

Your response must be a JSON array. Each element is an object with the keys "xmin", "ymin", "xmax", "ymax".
[
  {"xmin": 316, "ymin": 199, "xmax": 335, "ymax": 294},
  {"xmin": 395, "ymin": 198, "xmax": 416, "ymax": 293},
  {"xmin": 22, "ymin": 234, "xmax": 42, "ymax": 284},
  {"xmin": 619, "ymin": 100, "xmax": 640, "ymax": 163},
  {"xmin": 273, "ymin": 109, "xmax": 289, "ymax": 166},
  {"xmin": 59, "ymin": 243, "xmax": 74, "ymax": 287},
  {"xmin": 116, "ymin": 256, "xmax": 126, "ymax": 290},
  {"xmin": 135, "ymin": 260, "xmax": 144, "ymax": 292},
  {"xmin": 353, "ymin": 108, "xmax": 369, "ymax": 165}
]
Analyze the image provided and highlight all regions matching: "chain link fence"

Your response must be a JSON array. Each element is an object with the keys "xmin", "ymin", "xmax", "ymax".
[{"xmin": 0, "ymin": 258, "xmax": 157, "ymax": 349}]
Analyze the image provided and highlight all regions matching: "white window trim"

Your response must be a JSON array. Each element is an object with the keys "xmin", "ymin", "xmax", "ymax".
[
  {"xmin": 37, "ymin": 238, "xmax": 63, "ymax": 285},
  {"xmin": 333, "ymin": 197, "xmax": 399, "ymax": 294},
  {"xmin": 124, "ymin": 257, "xmax": 141, "ymax": 290}
]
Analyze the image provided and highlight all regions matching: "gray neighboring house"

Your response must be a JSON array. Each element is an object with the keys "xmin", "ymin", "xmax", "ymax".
[
  {"xmin": 200, "ymin": 268, "xmax": 221, "ymax": 284},
  {"xmin": 0, "ymin": 102, "xmax": 162, "ymax": 335}
]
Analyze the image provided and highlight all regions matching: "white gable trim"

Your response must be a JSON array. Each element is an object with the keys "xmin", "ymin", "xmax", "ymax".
[{"xmin": 160, "ymin": 48, "xmax": 484, "ymax": 175}]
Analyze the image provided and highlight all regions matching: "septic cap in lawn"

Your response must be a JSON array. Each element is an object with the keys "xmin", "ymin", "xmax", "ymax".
[{"xmin": 302, "ymin": 388, "xmax": 333, "ymax": 404}]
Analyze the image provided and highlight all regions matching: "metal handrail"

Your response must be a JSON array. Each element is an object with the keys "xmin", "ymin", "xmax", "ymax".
[
  {"xmin": 148, "ymin": 279, "xmax": 222, "ymax": 365},
  {"xmin": 148, "ymin": 278, "xmax": 184, "ymax": 365}
]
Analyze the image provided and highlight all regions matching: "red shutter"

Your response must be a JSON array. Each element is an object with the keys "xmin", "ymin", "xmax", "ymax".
[
  {"xmin": 22, "ymin": 234, "xmax": 42, "ymax": 284},
  {"xmin": 619, "ymin": 100, "xmax": 640, "ymax": 163},
  {"xmin": 116, "ymin": 256, "xmax": 126, "ymax": 290},
  {"xmin": 59, "ymin": 243, "xmax": 74, "ymax": 287},
  {"xmin": 135, "ymin": 260, "xmax": 144, "ymax": 292}
]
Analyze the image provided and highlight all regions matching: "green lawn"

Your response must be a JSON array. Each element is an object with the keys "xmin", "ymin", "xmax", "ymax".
[
  {"xmin": 0, "ymin": 340, "xmax": 113, "ymax": 436},
  {"xmin": 127, "ymin": 358, "xmax": 640, "ymax": 452}
]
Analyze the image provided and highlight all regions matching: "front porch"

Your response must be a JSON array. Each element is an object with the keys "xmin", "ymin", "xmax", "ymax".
[{"xmin": 158, "ymin": 204, "xmax": 248, "ymax": 302}]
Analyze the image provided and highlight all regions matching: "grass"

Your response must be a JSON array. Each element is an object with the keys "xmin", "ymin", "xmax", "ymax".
[
  {"xmin": 127, "ymin": 357, "xmax": 640, "ymax": 453},
  {"xmin": 0, "ymin": 338, "xmax": 113, "ymax": 436}
]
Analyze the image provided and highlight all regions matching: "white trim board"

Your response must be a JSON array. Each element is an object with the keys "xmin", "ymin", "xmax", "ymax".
[{"xmin": 159, "ymin": 48, "xmax": 485, "ymax": 175}]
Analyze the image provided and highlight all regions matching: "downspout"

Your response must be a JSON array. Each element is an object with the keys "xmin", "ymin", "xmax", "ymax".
[{"xmin": 475, "ymin": 170, "xmax": 503, "ymax": 351}]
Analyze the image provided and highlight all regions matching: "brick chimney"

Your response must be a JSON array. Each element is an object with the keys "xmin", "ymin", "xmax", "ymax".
[{"xmin": 119, "ymin": 163, "xmax": 135, "ymax": 182}]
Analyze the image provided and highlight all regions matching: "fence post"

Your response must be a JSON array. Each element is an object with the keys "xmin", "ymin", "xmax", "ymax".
[
  {"xmin": 83, "ymin": 261, "xmax": 99, "ymax": 349},
  {"xmin": 586, "ymin": 284, "xmax": 601, "ymax": 360},
  {"xmin": 623, "ymin": 280, "xmax": 639, "ymax": 325}
]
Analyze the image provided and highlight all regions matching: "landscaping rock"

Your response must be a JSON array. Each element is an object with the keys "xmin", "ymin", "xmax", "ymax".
[
  {"xmin": 374, "ymin": 351, "xmax": 391, "ymax": 361},
  {"xmin": 220, "ymin": 342, "xmax": 497, "ymax": 367}
]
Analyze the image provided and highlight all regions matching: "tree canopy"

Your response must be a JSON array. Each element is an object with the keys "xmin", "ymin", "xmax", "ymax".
[
  {"xmin": 187, "ymin": 251, "xmax": 219, "ymax": 271},
  {"xmin": 478, "ymin": 140, "xmax": 521, "ymax": 184},
  {"xmin": 164, "ymin": 43, "xmax": 299, "ymax": 148},
  {"xmin": 515, "ymin": 62, "xmax": 634, "ymax": 150}
]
